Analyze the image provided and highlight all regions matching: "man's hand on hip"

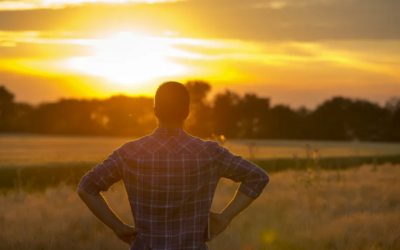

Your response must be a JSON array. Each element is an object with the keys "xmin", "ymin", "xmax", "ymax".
[
  {"xmin": 206, "ymin": 191, "xmax": 258, "ymax": 242},
  {"xmin": 207, "ymin": 212, "xmax": 231, "ymax": 241},
  {"xmin": 113, "ymin": 224, "xmax": 138, "ymax": 245}
]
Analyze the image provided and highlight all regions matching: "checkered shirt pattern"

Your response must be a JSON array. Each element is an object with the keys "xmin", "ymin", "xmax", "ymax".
[{"xmin": 78, "ymin": 127, "xmax": 269, "ymax": 250}]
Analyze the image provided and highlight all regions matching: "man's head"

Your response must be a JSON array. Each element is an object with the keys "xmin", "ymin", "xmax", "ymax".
[{"xmin": 154, "ymin": 81, "xmax": 190, "ymax": 125}]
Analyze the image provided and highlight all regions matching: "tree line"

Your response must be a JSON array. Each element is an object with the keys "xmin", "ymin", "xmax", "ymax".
[{"xmin": 1, "ymin": 81, "xmax": 399, "ymax": 141}]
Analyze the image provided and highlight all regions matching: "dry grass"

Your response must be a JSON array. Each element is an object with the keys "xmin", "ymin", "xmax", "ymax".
[{"xmin": 1, "ymin": 164, "xmax": 400, "ymax": 250}]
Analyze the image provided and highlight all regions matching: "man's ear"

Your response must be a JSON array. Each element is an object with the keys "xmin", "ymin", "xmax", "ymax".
[
  {"xmin": 154, "ymin": 107, "xmax": 160, "ymax": 119},
  {"xmin": 183, "ymin": 108, "xmax": 190, "ymax": 120}
]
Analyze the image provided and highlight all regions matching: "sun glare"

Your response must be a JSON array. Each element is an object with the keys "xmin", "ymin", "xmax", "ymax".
[{"xmin": 67, "ymin": 31, "xmax": 187, "ymax": 86}]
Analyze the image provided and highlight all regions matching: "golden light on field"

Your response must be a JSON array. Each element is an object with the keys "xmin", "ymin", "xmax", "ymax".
[
  {"xmin": 67, "ymin": 31, "xmax": 187, "ymax": 86},
  {"xmin": 260, "ymin": 230, "xmax": 277, "ymax": 244},
  {"xmin": 2, "ymin": 164, "xmax": 400, "ymax": 249}
]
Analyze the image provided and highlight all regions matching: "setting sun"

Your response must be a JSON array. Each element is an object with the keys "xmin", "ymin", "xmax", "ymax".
[
  {"xmin": 1, "ymin": 0, "xmax": 400, "ymax": 106},
  {"xmin": 67, "ymin": 31, "xmax": 187, "ymax": 86}
]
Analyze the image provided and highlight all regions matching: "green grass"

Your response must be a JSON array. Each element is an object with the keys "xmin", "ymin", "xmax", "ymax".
[
  {"xmin": 2, "ymin": 155, "xmax": 400, "ymax": 191},
  {"xmin": 2, "ymin": 134, "xmax": 400, "ymax": 191}
]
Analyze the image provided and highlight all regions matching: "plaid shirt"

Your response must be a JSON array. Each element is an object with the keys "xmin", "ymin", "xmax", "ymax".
[{"xmin": 78, "ymin": 127, "xmax": 269, "ymax": 250}]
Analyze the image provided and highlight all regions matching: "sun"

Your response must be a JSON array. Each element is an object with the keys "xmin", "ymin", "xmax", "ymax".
[{"xmin": 67, "ymin": 31, "xmax": 186, "ymax": 86}]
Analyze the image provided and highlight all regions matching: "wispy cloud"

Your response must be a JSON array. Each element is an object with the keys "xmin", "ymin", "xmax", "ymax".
[
  {"xmin": 1, "ymin": 0, "xmax": 399, "ymax": 41},
  {"xmin": 1, "ymin": 0, "xmax": 399, "ymax": 107},
  {"xmin": 0, "ymin": 0, "xmax": 178, "ymax": 10},
  {"xmin": 2, "ymin": 30, "xmax": 399, "ymax": 84}
]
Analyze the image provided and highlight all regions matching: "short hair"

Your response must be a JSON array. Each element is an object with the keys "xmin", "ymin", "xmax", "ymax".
[{"xmin": 155, "ymin": 81, "xmax": 190, "ymax": 122}]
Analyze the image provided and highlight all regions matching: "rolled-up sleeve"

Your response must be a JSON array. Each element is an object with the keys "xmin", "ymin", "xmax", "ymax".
[
  {"xmin": 215, "ymin": 146, "xmax": 269, "ymax": 199},
  {"xmin": 78, "ymin": 147, "xmax": 125, "ymax": 195}
]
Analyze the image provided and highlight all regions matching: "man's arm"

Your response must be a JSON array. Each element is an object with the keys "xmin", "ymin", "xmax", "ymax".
[
  {"xmin": 77, "ymin": 146, "xmax": 137, "ymax": 244},
  {"xmin": 207, "ymin": 146, "xmax": 269, "ymax": 241},
  {"xmin": 207, "ymin": 190, "xmax": 255, "ymax": 241},
  {"xmin": 220, "ymin": 189, "xmax": 255, "ymax": 221},
  {"xmin": 77, "ymin": 187, "xmax": 137, "ymax": 244}
]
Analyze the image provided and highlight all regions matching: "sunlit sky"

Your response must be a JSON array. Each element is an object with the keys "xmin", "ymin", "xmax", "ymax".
[{"xmin": 1, "ymin": 0, "xmax": 400, "ymax": 107}]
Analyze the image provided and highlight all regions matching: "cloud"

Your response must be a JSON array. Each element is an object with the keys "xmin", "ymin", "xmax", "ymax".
[
  {"xmin": 0, "ymin": 41, "xmax": 94, "ymax": 58},
  {"xmin": 1, "ymin": 0, "xmax": 399, "ymax": 107},
  {"xmin": 0, "ymin": 0, "xmax": 399, "ymax": 41},
  {"xmin": 0, "ymin": 0, "xmax": 177, "ymax": 10}
]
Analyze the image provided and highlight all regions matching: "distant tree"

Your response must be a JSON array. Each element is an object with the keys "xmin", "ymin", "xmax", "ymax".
[
  {"xmin": 185, "ymin": 80, "xmax": 213, "ymax": 137},
  {"xmin": 349, "ymin": 99, "xmax": 387, "ymax": 141},
  {"xmin": 101, "ymin": 95, "xmax": 156, "ymax": 137},
  {"xmin": 185, "ymin": 80, "xmax": 211, "ymax": 104},
  {"xmin": 309, "ymin": 97, "xmax": 386, "ymax": 141},
  {"xmin": 0, "ymin": 86, "xmax": 16, "ymax": 131},
  {"xmin": 12, "ymin": 103, "xmax": 34, "ymax": 132},
  {"xmin": 32, "ymin": 99, "xmax": 106, "ymax": 135},
  {"xmin": 384, "ymin": 97, "xmax": 400, "ymax": 141},
  {"xmin": 236, "ymin": 94, "xmax": 270, "ymax": 139},
  {"xmin": 264, "ymin": 105, "xmax": 305, "ymax": 139},
  {"xmin": 213, "ymin": 90, "xmax": 241, "ymax": 138},
  {"xmin": 385, "ymin": 97, "xmax": 400, "ymax": 113},
  {"xmin": 2, "ymin": 83, "xmax": 400, "ymax": 142}
]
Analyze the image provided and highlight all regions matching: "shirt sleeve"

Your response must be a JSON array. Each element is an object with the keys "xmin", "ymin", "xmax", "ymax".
[
  {"xmin": 215, "ymin": 146, "xmax": 269, "ymax": 199},
  {"xmin": 78, "ymin": 147, "xmax": 125, "ymax": 195}
]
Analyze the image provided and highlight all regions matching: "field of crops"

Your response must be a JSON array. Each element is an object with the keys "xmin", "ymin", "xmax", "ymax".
[
  {"xmin": 1, "ymin": 134, "xmax": 400, "ymax": 249},
  {"xmin": 2, "ymin": 164, "xmax": 400, "ymax": 250},
  {"xmin": 2, "ymin": 134, "xmax": 400, "ymax": 168}
]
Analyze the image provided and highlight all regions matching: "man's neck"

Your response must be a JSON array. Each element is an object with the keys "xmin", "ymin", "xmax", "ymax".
[{"xmin": 158, "ymin": 121, "xmax": 184, "ymax": 129}]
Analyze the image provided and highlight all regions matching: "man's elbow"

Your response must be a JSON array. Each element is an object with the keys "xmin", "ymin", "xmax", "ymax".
[
  {"xmin": 260, "ymin": 171, "xmax": 270, "ymax": 188},
  {"xmin": 77, "ymin": 186, "xmax": 90, "ymax": 198}
]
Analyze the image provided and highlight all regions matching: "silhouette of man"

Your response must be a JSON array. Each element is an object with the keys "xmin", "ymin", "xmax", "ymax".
[{"xmin": 77, "ymin": 81, "xmax": 269, "ymax": 250}]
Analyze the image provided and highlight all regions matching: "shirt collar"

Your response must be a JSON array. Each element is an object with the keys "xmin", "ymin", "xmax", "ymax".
[{"xmin": 153, "ymin": 127, "xmax": 187, "ymax": 136}]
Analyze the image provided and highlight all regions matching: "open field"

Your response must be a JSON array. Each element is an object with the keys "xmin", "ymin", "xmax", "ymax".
[
  {"xmin": 2, "ymin": 134, "xmax": 400, "ymax": 190},
  {"xmin": 1, "ymin": 164, "xmax": 399, "ymax": 250},
  {"xmin": 1, "ymin": 134, "xmax": 400, "ymax": 168}
]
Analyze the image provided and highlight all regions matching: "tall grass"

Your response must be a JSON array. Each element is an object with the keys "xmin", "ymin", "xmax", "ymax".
[{"xmin": 1, "ymin": 164, "xmax": 399, "ymax": 250}]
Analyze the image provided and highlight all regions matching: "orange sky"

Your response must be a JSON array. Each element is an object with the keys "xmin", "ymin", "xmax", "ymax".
[{"xmin": 1, "ymin": 0, "xmax": 400, "ymax": 107}]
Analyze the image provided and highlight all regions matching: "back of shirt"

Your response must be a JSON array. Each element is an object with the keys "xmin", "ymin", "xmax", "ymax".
[{"xmin": 78, "ymin": 127, "xmax": 269, "ymax": 250}]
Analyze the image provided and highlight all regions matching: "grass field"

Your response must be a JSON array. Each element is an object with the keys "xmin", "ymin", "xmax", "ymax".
[
  {"xmin": 1, "ymin": 164, "xmax": 399, "ymax": 250},
  {"xmin": 1, "ymin": 134, "xmax": 400, "ymax": 190},
  {"xmin": 1, "ymin": 134, "xmax": 400, "ymax": 249},
  {"xmin": 1, "ymin": 134, "xmax": 400, "ymax": 168}
]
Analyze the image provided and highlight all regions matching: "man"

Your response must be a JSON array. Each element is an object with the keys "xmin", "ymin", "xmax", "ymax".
[{"xmin": 77, "ymin": 81, "xmax": 269, "ymax": 250}]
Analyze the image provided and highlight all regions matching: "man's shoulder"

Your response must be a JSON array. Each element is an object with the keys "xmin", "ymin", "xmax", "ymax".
[
  {"xmin": 117, "ymin": 134, "xmax": 154, "ymax": 155},
  {"xmin": 185, "ymin": 134, "xmax": 226, "ymax": 156},
  {"xmin": 117, "ymin": 133, "xmax": 227, "ymax": 156},
  {"xmin": 186, "ymin": 134, "xmax": 217, "ymax": 147}
]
